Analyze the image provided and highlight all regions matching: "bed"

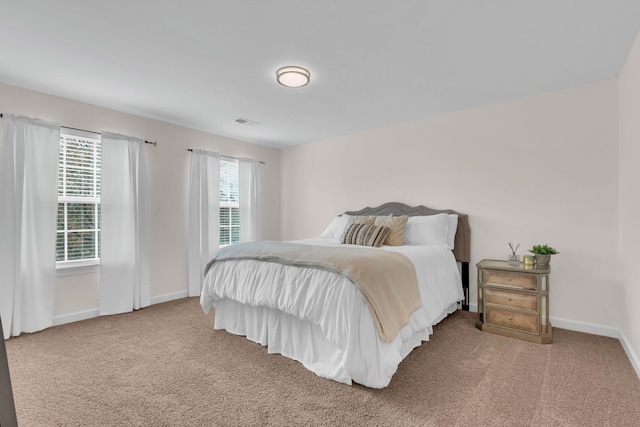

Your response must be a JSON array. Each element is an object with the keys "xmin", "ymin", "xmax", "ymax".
[{"xmin": 200, "ymin": 202, "xmax": 470, "ymax": 388}]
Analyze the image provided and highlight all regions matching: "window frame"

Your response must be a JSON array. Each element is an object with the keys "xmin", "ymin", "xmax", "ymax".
[{"xmin": 56, "ymin": 127, "xmax": 102, "ymax": 275}]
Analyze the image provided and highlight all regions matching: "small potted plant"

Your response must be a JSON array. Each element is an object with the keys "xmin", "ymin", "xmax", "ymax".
[{"xmin": 529, "ymin": 244, "xmax": 559, "ymax": 267}]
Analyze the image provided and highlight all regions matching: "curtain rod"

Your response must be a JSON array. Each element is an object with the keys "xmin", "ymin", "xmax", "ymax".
[
  {"xmin": 0, "ymin": 113, "xmax": 158, "ymax": 146},
  {"xmin": 186, "ymin": 148, "xmax": 265, "ymax": 165}
]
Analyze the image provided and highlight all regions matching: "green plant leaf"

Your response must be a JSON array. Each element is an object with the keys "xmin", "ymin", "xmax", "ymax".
[{"xmin": 529, "ymin": 244, "xmax": 559, "ymax": 255}]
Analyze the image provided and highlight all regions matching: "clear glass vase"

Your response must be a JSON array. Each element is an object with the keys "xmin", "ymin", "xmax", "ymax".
[{"xmin": 508, "ymin": 254, "xmax": 520, "ymax": 266}]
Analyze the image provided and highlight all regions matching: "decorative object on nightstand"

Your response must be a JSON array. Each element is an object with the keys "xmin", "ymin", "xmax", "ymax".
[
  {"xmin": 523, "ymin": 255, "xmax": 535, "ymax": 267},
  {"xmin": 476, "ymin": 259, "xmax": 552, "ymax": 344},
  {"xmin": 507, "ymin": 242, "xmax": 520, "ymax": 266},
  {"xmin": 528, "ymin": 244, "xmax": 559, "ymax": 267}
]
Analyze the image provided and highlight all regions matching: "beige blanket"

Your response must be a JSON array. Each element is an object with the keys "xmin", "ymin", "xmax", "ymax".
[{"xmin": 205, "ymin": 241, "xmax": 421, "ymax": 343}]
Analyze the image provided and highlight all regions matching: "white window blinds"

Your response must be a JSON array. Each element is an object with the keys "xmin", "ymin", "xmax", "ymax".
[
  {"xmin": 56, "ymin": 129, "xmax": 101, "ymax": 266},
  {"xmin": 219, "ymin": 159, "xmax": 239, "ymax": 246}
]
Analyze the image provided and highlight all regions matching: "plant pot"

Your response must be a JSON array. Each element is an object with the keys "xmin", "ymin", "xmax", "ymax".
[{"xmin": 534, "ymin": 254, "xmax": 551, "ymax": 267}]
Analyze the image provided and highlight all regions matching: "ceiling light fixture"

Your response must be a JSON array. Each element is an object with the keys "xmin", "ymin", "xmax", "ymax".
[{"xmin": 276, "ymin": 66, "xmax": 310, "ymax": 88}]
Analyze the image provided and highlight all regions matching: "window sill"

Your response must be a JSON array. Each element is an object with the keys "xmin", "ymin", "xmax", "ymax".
[{"xmin": 56, "ymin": 261, "xmax": 100, "ymax": 277}]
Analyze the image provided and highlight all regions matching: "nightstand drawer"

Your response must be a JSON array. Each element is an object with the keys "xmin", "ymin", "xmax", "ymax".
[
  {"xmin": 485, "ymin": 307, "xmax": 539, "ymax": 334},
  {"xmin": 485, "ymin": 288, "xmax": 538, "ymax": 312},
  {"xmin": 485, "ymin": 270, "xmax": 538, "ymax": 291}
]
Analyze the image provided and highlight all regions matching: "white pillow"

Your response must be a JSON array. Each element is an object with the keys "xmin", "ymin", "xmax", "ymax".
[
  {"xmin": 403, "ymin": 214, "xmax": 453, "ymax": 248},
  {"xmin": 319, "ymin": 215, "xmax": 351, "ymax": 240},
  {"xmin": 447, "ymin": 214, "xmax": 458, "ymax": 250}
]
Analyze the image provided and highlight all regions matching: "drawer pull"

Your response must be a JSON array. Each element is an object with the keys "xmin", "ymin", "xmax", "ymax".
[{"xmin": 487, "ymin": 282, "xmax": 521, "ymax": 289}]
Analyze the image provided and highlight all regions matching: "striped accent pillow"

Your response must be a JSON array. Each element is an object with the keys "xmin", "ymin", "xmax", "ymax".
[{"xmin": 341, "ymin": 223, "xmax": 390, "ymax": 248}]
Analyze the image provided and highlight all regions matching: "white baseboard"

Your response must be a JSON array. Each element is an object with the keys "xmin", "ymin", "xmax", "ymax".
[
  {"xmin": 549, "ymin": 316, "xmax": 619, "ymax": 338},
  {"xmin": 468, "ymin": 303, "xmax": 478, "ymax": 313},
  {"xmin": 619, "ymin": 330, "xmax": 640, "ymax": 379},
  {"xmin": 52, "ymin": 290, "xmax": 190, "ymax": 327},
  {"xmin": 150, "ymin": 290, "xmax": 189, "ymax": 305},
  {"xmin": 52, "ymin": 308, "xmax": 100, "ymax": 326}
]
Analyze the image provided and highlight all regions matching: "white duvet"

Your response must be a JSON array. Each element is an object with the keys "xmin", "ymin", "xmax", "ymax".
[{"xmin": 200, "ymin": 238, "xmax": 464, "ymax": 388}]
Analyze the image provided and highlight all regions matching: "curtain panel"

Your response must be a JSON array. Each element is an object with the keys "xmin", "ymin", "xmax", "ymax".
[
  {"xmin": 188, "ymin": 150, "xmax": 220, "ymax": 297},
  {"xmin": 239, "ymin": 158, "xmax": 261, "ymax": 243},
  {"xmin": 99, "ymin": 132, "xmax": 150, "ymax": 315},
  {"xmin": 0, "ymin": 114, "xmax": 60, "ymax": 338}
]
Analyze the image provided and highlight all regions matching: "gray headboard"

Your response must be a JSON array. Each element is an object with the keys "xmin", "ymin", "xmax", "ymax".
[
  {"xmin": 343, "ymin": 202, "xmax": 470, "ymax": 263},
  {"xmin": 344, "ymin": 202, "xmax": 471, "ymax": 310}
]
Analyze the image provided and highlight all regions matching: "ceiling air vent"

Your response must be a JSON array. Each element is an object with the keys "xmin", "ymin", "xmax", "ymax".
[{"xmin": 234, "ymin": 117, "xmax": 260, "ymax": 126}]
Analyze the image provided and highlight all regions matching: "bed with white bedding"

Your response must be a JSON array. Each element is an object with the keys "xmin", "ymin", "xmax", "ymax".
[{"xmin": 200, "ymin": 203, "xmax": 470, "ymax": 388}]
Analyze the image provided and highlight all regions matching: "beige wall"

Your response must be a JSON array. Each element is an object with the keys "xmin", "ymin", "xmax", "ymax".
[
  {"xmin": 0, "ymin": 82, "xmax": 281, "ymax": 317},
  {"xmin": 281, "ymin": 80, "xmax": 620, "ymax": 329},
  {"xmin": 619, "ymin": 31, "xmax": 640, "ymax": 372}
]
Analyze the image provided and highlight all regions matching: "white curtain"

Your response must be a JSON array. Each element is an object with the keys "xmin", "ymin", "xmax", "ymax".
[
  {"xmin": 239, "ymin": 158, "xmax": 261, "ymax": 243},
  {"xmin": 100, "ymin": 132, "xmax": 150, "ymax": 315},
  {"xmin": 0, "ymin": 114, "xmax": 60, "ymax": 338},
  {"xmin": 188, "ymin": 150, "xmax": 220, "ymax": 297}
]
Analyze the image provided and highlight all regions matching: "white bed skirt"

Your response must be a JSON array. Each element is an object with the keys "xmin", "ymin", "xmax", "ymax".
[{"xmin": 213, "ymin": 298, "xmax": 457, "ymax": 387}]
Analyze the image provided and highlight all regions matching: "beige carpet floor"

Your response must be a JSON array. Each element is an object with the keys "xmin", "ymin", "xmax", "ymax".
[{"xmin": 5, "ymin": 298, "xmax": 640, "ymax": 426}]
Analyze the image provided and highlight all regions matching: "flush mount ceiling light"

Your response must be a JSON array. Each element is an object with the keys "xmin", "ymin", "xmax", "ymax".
[{"xmin": 276, "ymin": 66, "xmax": 310, "ymax": 88}]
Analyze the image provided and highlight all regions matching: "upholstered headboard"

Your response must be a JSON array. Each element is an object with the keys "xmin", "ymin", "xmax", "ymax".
[
  {"xmin": 344, "ymin": 202, "xmax": 470, "ymax": 263},
  {"xmin": 343, "ymin": 202, "xmax": 471, "ymax": 310}
]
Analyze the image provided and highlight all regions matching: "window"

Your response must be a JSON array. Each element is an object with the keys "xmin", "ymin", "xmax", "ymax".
[
  {"xmin": 219, "ymin": 159, "xmax": 239, "ymax": 246},
  {"xmin": 56, "ymin": 129, "xmax": 101, "ymax": 268}
]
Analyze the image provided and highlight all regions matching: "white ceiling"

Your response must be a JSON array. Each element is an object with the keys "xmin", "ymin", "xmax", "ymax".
[{"xmin": 1, "ymin": 1, "xmax": 639, "ymax": 148}]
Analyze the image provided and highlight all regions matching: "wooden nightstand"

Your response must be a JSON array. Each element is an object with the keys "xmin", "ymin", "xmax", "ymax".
[{"xmin": 476, "ymin": 259, "xmax": 552, "ymax": 344}]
